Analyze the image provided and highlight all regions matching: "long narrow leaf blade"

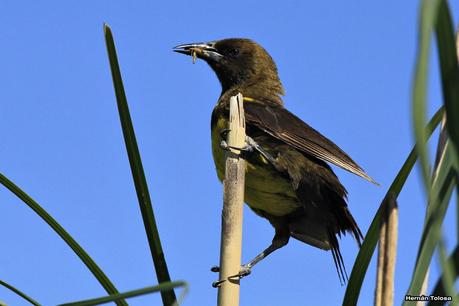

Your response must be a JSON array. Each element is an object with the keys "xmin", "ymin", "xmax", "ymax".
[
  {"xmin": 405, "ymin": 0, "xmax": 459, "ymax": 302},
  {"xmin": 434, "ymin": 10, "xmax": 459, "ymax": 300},
  {"xmin": 427, "ymin": 245, "xmax": 459, "ymax": 306},
  {"xmin": 412, "ymin": 0, "xmax": 441, "ymax": 191},
  {"xmin": 103, "ymin": 24, "xmax": 176, "ymax": 305},
  {"xmin": 0, "ymin": 174, "xmax": 126, "ymax": 306},
  {"xmin": 0, "ymin": 279, "xmax": 41, "ymax": 306},
  {"xmin": 436, "ymin": 237, "xmax": 457, "ymax": 306},
  {"xmin": 58, "ymin": 281, "xmax": 188, "ymax": 306},
  {"xmin": 431, "ymin": 120, "xmax": 457, "ymax": 305},
  {"xmin": 435, "ymin": 0, "xmax": 459, "ymax": 157},
  {"xmin": 404, "ymin": 142, "xmax": 456, "ymax": 302}
]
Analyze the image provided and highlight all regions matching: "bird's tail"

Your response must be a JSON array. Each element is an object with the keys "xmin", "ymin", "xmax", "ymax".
[
  {"xmin": 289, "ymin": 206, "xmax": 364, "ymax": 284},
  {"xmin": 331, "ymin": 206, "xmax": 364, "ymax": 284},
  {"xmin": 340, "ymin": 206, "xmax": 364, "ymax": 247},
  {"xmin": 328, "ymin": 229, "xmax": 347, "ymax": 285}
]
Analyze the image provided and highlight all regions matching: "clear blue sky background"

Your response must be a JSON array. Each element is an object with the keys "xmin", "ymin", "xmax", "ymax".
[{"xmin": 1, "ymin": 1, "xmax": 458, "ymax": 305}]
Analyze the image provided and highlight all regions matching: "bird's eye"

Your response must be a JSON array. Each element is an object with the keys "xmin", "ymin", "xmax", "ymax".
[{"xmin": 228, "ymin": 48, "xmax": 240, "ymax": 57}]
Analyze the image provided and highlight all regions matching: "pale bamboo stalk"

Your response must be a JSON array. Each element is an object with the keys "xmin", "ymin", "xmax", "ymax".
[
  {"xmin": 375, "ymin": 194, "xmax": 398, "ymax": 306},
  {"xmin": 382, "ymin": 196, "xmax": 398, "ymax": 305},
  {"xmin": 375, "ymin": 212, "xmax": 387, "ymax": 306},
  {"xmin": 217, "ymin": 93, "xmax": 246, "ymax": 306}
]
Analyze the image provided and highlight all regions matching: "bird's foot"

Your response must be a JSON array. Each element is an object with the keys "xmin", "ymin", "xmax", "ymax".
[
  {"xmin": 239, "ymin": 265, "xmax": 252, "ymax": 278},
  {"xmin": 219, "ymin": 131, "xmax": 278, "ymax": 166},
  {"xmin": 212, "ymin": 279, "xmax": 225, "ymax": 288},
  {"xmin": 211, "ymin": 264, "xmax": 252, "ymax": 288},
  {"xmin": 219, "ymin": 135, "xmax": 254, "ymax": 154},
  {"xmin": 219, "ymin": 128, "xmax": 254, "ymax": 152},
  {"xmin": 219, "ymin": 140, "xmax": 254, "ymax": 153}
]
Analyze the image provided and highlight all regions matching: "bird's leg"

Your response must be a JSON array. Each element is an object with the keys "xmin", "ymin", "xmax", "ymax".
[
  {"xmin": 244, "ymin": 136, "xmax": 279, "ymax": 166},
  {"xmin": 239, "ymin": 231, "xmax": 290, "ymax": 276},
  {"xmin": 211, "ymin": 229, "xmax": 289, "ymax": 287}
]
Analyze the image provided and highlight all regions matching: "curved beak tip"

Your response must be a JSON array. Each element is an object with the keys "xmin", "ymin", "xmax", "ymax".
[{"xmin": 173, "ymin": 41, "xmax": 222, "ymax": 62}]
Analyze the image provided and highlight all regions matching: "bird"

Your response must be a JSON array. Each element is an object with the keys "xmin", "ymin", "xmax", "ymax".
[{"xmin": 173, "ymin": 38, "xmax": 376, "ymax": 284}]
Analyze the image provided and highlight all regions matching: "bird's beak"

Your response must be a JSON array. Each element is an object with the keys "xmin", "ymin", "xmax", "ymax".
[{"xmin": 173, "ymin": 41, "xmax": 223, "ymax": 62}]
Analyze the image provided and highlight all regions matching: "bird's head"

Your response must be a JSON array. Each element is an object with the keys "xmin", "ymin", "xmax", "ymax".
[{"xmin": 174, "ymin": 38, "xmax": 284, "ymax": 97}]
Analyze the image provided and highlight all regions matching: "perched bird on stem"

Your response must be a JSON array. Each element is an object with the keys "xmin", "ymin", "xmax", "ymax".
[{"xmin": 174, "ymin": 38, "xmax": 376, "ymax": 284}]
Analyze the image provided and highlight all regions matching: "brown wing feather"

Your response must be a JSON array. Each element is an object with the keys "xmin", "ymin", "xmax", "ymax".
[{"xmin": 243, "ymin": 100, "xmax": 378, "ymax": 185}]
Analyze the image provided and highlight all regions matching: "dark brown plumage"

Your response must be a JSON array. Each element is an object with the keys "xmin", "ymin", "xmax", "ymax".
[{"xmin": 174, "ymin": 38, "xmax": 376, "ymax": 283}]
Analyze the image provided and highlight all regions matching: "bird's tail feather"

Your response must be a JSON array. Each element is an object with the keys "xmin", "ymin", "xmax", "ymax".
[
  {"xmin": 289, "ymin": 206, "xmax": 364, "ymax": 284},
  {"xmin": 328, "ymin": 229, "xmax": 348, "ymax": 285},
  {"xmin": 331, "ymin": 207, "xmax": 364, "ymax": 284},
  {"xmin": 341, "ymin": 206, "xmax": 364, "ymax": 247}
]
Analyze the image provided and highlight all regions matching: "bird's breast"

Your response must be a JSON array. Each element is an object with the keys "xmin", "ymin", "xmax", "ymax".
[{"xmin": 211, "ymin": 114, "xmax": 300, "ymax": 216}]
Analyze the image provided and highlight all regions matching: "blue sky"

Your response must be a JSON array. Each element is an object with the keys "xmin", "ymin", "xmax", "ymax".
[{"xmin": 0, "ymin": 1, "xmax": 458, "ymax": 305}]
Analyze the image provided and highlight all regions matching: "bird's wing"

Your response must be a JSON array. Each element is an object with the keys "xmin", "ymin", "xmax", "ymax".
[{"xmin": 243, "ymin": 99, "xmax": 377, "ymax": 185}]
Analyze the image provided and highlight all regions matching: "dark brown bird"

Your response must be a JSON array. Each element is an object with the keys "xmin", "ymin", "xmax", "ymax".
[{"xmin": 174, "ymin": 38, "xmax": 376, "ymax": 284}]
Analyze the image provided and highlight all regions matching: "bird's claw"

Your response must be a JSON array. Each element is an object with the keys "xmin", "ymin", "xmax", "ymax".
[
  {"xmin": 219, "ymin": 132, "xmax": 280, "ymax": 169},
  {"xmin": 211, "ymin": 265, "xmax": 252, "ymax": 288},
  {"xmin": 212, "ymin": 279, "xmax": 225, "ymax": 288},
  {"xmin": 219, "ymin": 133, "xmax": 256, "ymax": 154},
  {"xmin": 238, "ymin": 265, "xmax": 252, "ymax": 278},
  {"xmin": 219, "ymin": 141, "xmax": 253, "ymax": 153}
]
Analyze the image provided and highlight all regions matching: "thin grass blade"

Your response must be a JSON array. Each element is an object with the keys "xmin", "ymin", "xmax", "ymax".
[
  {"xmin": 427, "ymin": 245, "xmax": 459, "ymax": 306},
  {"xmin": 404, "ymin": 0, "xmax": 459, "ymax": 301},
  {"xmin": 412, "ymin": 0, "xmax": 441, "ymax": 191},
  {"xmin": 434, "ymin": 0, "xmax": 459, "ymax": 158},
  {"xmin": 432, "ymin": 119, "xmax": 457, "ymax": 305},
  {"xmin": 58, "ymin": 281, "xmax": 188, "ymax": 306},
  {"xmin": 403, "ymin": 142, "xmax": 456, "ymax": 302},
  {"xmin": 0, "ymin": 174, "xmax": 126, "ymax": 306},
  {"xmin": 0, "ymin": 279, "xmax": 41, "ymax": 306},
  {"xmin": 103, "ymin": 24, "xmax": 176, "ymax": 305},
  {"xmin": 437, "ymin": 237, "xmax": 457, "ymax": 306}
]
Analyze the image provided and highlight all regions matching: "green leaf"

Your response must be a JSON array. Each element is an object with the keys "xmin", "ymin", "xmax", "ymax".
[
  {"xmin": 342, "ymin": 107, "xmax": 444, "ymax": 306},
  {"xmin": 436, "ymin": 237, "xmax": 457, "ymax": 306},
  {"xmin": 412, "ymin": 0, "xmax": 441, "ymax": 191},
  {"xmin": 103, "ymin": 24, "xmax": 176, "ymax": 305},
  {"xmin": 434, "ymin": 8, "xmax": 459, "ymax": 301},
  {"xmin": 403, "ymin": 142, "xmax": 456, "ymax": 302},
  {"xmin": 0, "ymin": 279, "xmax": 41, "ymax": 306},
  {"xmin": 427, "ymin": 245, "xmax": 459, "ymax": 306},
  {"xmin": 404, "ymin": 0, "xmax": 459, "ymax": 302},
  {"xmin": 0, "ymin": 174, "xmax": 126, "ymax": 306},
  {"xmin": 58, "ymin": 281, "xmax": 188, "ymax": 306},
  {"xmin": 434, "ymin": 0, "xmax": 459, "ymax": 159}
]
